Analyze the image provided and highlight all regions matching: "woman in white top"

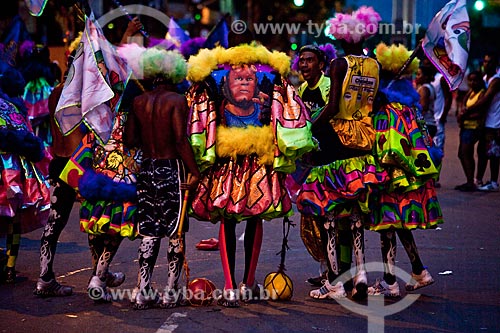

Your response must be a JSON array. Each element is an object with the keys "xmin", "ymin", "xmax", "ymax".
[{"xmin": 416, "ymin": 65, "xmax": 438, "ymax": 137}]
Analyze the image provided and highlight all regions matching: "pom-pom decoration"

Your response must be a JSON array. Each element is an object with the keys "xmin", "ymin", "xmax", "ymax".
[
  {"xmin": 375, "ymin": 42, "xmax": 420, "ymax": 75},
  {"xmin": 326, "ymin": 6, "xmax": 382, "ymax": 44},
  {"xmin": 117, "ymin": 44, "xmax": 187, "ymax": 84}
]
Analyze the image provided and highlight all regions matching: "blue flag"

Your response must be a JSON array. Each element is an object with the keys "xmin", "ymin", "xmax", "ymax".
[
  {"xmin": 166, "ymin": 18, "xmax": 190, "ymax": 48},
  {"xmin": 203, "ymin": 18, "xmax": 229, "ymax": 49},
  {"xmin": 0, "ymin": 15, "xmax": 31, "ymax": 67}
]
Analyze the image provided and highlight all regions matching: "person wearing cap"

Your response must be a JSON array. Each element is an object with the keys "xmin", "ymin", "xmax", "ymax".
[
  {"xmin": 297, "ymin": 6, "xmax": 385, "ymax": 301},
  {"xmin": 293, "ymin": 45, "xmax": 353, "ymax": 288},
  {"xmin": 297, "ymin": 45, "xmax": 331, "ymax": 121}
]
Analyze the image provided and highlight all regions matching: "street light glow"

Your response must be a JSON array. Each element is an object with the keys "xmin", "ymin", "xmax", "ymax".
[
  {"xmin": 474, "ymin": 0, "xmax": 485, "ymax": 11},
  {"xmin": 294, "ymin": 0, "xmax": 304, "ymax": 7}
]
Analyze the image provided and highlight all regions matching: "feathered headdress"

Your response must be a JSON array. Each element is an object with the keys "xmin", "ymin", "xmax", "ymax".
[
  {"xmin": 117, "ymin": 44, "xmax": 187, "ymax": 84},
  {"xmin": 327, "ymin": 6, "xmax": 381, "ymax": 44},
  {"xmin": 180, "ymin": 37, "xmax": 207, "ymax": 59},
  {"xmin": 375, "ymin": 42, "xmax": 419, "ymax": 75},
  {"xmin": 187, "ymin": 43, "xmax": 290, "ymax": 83}
]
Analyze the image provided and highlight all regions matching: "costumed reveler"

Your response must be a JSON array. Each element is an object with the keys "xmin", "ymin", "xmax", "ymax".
[
  {"xmin": 186, "ymin": 43, "xmax": 316, "ymax": 307},
  {"xmin": 35, "ymin": 36, "xmax": 84, "ymax": 298},
  {"xmin": 290, "ymin": 44, "xmax": 354, "ymax": 287},
  {"xmin": 296, "ymin": 6, "xmax": 386, "ymax": 300},
  {"xmin": 20, "ymin": 42, "xmax": 58, "ymax": 148},
  {"xmin": 54, "ymin": 16, "xmax": 136, "ymax": 302},
  {"xmin": 119, "ymin": 44, "xmax": 201, "ymax": 310},
  {"xmin": 367, "ymin": 42, "xmax": 443, "ymax": 297},
  {"xmin": 0, "ymin": 64, "xmax": 50, "ymax": 283}
]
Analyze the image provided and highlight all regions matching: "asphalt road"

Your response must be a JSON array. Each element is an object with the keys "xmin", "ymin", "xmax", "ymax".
[{"xmin": 1, "ymin": 119, "xmax": 499, "ymax": 333}]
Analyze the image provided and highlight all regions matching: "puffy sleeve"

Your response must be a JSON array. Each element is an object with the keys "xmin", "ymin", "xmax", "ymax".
[
  {"xmin": 272, "ymin": 79, "xmax": 316, "ymax": 173},
  {"xmin": 186, "ymin": 83, "xmax": 218, "ymax": 173}
]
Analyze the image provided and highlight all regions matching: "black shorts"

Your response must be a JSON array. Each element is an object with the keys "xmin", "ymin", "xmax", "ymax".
[{"xmin": 136, "ymin": 158, "xmax": 187, "ymax": 238}]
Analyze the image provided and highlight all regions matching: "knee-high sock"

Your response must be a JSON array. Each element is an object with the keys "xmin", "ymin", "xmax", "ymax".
[
  {"xmin": 6, "ymin": 216, "xmax": 21, "ymax": 268},
  {"xmin": 39, "ymin": 180, "xmax": 76, "ymax": 281},
  {"xmin": 242, "ymin": 217, "xmax": 263, "ymax": 286},
  {"xmin": 219, "ymin": 218, "xmax": 237, "ymax": 290},
  {"xmin": 166, "ymin": 234, "xmax": 184, "ymax": 290},
  {"xmin": 137, "ymin": 236, "xmax": 161, "ymax": 291},
  {"xmin": 324, "ymin": 213, "xmax": 339, "ymax": 282},
  {"xmin": 397, "ymin": 229, "xmax": 424, "ymax": 275},
  {"xmin": 380, "ymin": 230, "xmax": 397, "ymax": 285},
  {"xmin": 90, "ymin": 234, "xmax": 123, "ymax": 281}
]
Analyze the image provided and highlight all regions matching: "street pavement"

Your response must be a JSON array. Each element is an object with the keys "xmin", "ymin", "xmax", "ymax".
[{"xmin": 1, "ymin": 118, "xmax": 499, "ymax": 333}]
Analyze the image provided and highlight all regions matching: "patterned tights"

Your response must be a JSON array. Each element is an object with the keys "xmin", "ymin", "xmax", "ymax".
[
  {"xmin": 379, "ymin": 229, "xmax": 425, "ymax": 284},
  {"xmin": 88, "ymin": 233, "xmax": 123, "ymax": 281},
  {"xmin": 136, "ymin": 234, "xmax": 184, "ymax": 292}
]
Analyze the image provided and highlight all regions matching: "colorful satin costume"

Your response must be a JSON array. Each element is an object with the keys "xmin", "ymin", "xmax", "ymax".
[
  {"xmin": 0, "ymin": 95, "xmax": 50, "ymax": 234},
  {"xmin": 186, "ymin": 45, "xmax": 315, "ymax": 304},
  {"xmin": 366, "ymin": 77, "xmax": 443, "ymax": 292},
  {"xmin": 297, "ymin": 55, "xmax": 386, "ymax": 217},
  {"xmin": 0, "ymin": 94, "xmax": 50, "ymax": 281},
  {"xmin": 58, "ymin": 109, "xmax": 140, "ymax": 300},
  {"xmin": 296, "ymin": 55, "xmax": 384, "ymax": 299},
  {"xmin": 24, "ymin": 77, "xmax": 54, "ymax": 147},
  {"xmin": 187, "ymin": 46, "xmax": 315, "ymax": 223},
  {"xmin": 294, "ymin": 74, "xmax": 330, "ymax": 264},
  {"xmin": 61, "ymin": 110, "xmax": 140, "ymax": 239},
  {"xmin": 370, "ymin": 79, "xmax": 444, "ymax": 230}
]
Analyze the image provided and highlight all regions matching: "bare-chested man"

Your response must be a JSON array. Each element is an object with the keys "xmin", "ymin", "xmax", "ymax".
[{"xmin": 123, "ymin": 48, "xmax": 200, "ymax": 310}]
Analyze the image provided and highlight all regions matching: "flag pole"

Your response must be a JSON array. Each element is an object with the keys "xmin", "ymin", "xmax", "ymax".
[
  {"xmin": 178, "ymin": 173, "xmax": 192, "ymax": 287},
  {"xmin": 110, "ymin": 0, "xmax": 150, "ymax": 38},
  {"xmin": 393, "ymin": 39, "xmax": 423, "ymax": 81}
]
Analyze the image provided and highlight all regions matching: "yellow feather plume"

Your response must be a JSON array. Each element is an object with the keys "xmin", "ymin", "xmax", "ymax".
[
  {"xmin": 375, "ymin": 42, "xmax": 419, "ymax": 75},
  {"xmin": 216, "ymin": 125, "xmax": 275, "ymax": 165}
]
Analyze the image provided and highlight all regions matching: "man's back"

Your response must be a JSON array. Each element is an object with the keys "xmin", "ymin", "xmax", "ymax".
[{"xmin": 130, "ymin": 85, "xmax": 188, "ymax": 159}]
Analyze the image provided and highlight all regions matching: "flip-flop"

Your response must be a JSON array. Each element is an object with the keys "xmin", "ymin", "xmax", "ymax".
[{"xmin": 195, "ymin": 238, "xmax": 219, "ymax": 250}]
